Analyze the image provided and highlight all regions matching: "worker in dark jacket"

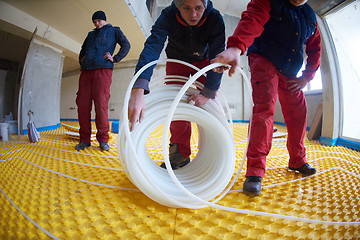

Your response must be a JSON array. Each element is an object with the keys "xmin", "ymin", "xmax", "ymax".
[
  {"xmin": 76, "ymin": 10, "xmax": 130, "ymax": 151},
  {"xmin": 128, "ymin": 0, "xmax": 225, "ymax": 169},
  {"xmin": 212, "ymin": 0, "xmax": 322, "ymax": 195}
]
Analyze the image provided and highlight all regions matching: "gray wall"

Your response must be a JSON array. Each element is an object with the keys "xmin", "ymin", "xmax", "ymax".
[
  {"xmin": 0, "ymin": 70, "xmax": 6, "ymax": 121},
  {"xmin": 20, "ymin": 40, "xmax": 63, "ymax": 132},
  {"xmin": 0, "ymin": 68, "xmax": 21, "ymax": 123}
]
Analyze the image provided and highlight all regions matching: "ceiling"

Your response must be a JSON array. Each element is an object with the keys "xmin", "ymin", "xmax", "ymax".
[
  {"xmin": 155, "ymin": 0, "xmax": 350, "ymax": 17},
  {"xmin": 0, "ymin": 0, "xmax": 147, "ymax": 73},
  {"xmin": 0, "ymin": 0, "xmax": 350, "ymax": 74},
  {"xmin": 308, "ymin": 0, "xmax": 348, "ymax": 15}
]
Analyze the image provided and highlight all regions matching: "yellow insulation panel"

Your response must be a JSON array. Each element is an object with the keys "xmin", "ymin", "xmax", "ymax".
[{"xmin": 0, "ymin": 122, "xmax": 359, "ymax": 239}]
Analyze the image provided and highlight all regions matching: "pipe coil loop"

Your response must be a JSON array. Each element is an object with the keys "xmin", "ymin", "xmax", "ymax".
[
  {"xmin": 119, "ymin": 60, "xmax": 360, "ymax": 224},
  {"xmin": 119, "ymin": 59, "xmax": 237, "ymax": 208}
]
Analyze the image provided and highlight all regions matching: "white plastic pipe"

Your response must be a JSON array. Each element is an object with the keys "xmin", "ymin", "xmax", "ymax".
[
  {"xmin": 117, "ymin": 59, "xmax": 359, "ymax": 225},
  {"xmin": 119, "ymin": 59, "xmax": 236, "ymax": 208}
]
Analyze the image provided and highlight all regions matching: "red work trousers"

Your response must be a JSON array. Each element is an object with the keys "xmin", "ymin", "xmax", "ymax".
[
  {"xmin": 165, "ymin": 59, "xmax": 209, "ymax": 158},
  {"xmin": 246, "ymin": 53, "xmax": 308, "ymax": 178},
  {"xmin": 76, "ymin": 68, "xmax": 112, "ymax": 143}
]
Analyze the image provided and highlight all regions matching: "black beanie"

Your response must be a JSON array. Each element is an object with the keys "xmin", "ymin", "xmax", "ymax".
[{"xmin": 92, "ymin": 11, "xmax": 106, "ymax": 21}]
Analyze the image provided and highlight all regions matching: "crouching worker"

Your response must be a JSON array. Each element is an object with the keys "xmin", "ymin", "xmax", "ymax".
[{"xmin": 128, "ymin": 0, "xmax": 225, "ymax": 169}]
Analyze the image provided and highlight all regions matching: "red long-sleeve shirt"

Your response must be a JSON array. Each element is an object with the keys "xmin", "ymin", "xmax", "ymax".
[{"xmin": 227, "ymin": 0, "xmax": 322, "ymax": 80}]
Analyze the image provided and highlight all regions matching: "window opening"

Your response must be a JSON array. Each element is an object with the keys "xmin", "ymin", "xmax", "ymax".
[{"xmin": 326, "ymin": 0, "xmax": 360, "ymax": 140}]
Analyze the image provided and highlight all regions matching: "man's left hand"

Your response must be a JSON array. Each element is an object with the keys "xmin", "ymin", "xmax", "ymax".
[
  {"xmin": 104, "ymin": 52, "xmax": 114, "ymax": 62},
  {"xmin": 287, "ymin": 76, "xmax": 308, "ymax": 93},
  {"xmin": 187, "ymin": 93, "xmax": 210, "ymax": 107}
]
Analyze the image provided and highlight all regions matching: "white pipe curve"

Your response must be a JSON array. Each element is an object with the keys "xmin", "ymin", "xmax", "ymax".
[{"xmin": 118, "ymin": 59, "xmax": 359, "ymax": 225}]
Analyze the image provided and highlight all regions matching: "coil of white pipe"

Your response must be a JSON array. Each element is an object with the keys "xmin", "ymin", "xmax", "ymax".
[
  {"xmin": 117, "ymin": 59, "xmax": 360, "ymax": 225},
  {"xmin": 119, "ymin": 59, "xmax": 236, "ymax": 208}
]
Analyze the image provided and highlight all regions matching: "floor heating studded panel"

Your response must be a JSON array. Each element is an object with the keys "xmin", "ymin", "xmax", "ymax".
[{"xmin": 0, "ymin": 122, "xmax": 359, "ymax": 239}]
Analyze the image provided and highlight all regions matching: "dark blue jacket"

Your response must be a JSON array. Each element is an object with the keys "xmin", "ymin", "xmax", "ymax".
[
  {"xmin": 79, "ymin": 24, "xmax": 130, "ymax": 70},
  {"xmin": 134, "ymin": 1, "xmax": 225, "ymax": 98},
  {"xmin": 248, "ymin": 0, "xmax": 317, "ymax": 78}
]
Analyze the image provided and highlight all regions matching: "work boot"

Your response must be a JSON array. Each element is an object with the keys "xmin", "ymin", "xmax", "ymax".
[
  {"xmin": 160, "ymin": 143, "xmax": 190, "ymax": 170},
  {"xmin": 99, "ymin": 142, "xmax": 110, "ymax": 151},
  {"xmin": 75, "ymin": 142, "xmax": 91, "ymax": 151},
  {"xmin": 243, "ymin": 176, "xmax": 262, "ymax": 196},
  {"xmin": 289, "ymin": 163, "xmax": 316, "ymax": 176}
]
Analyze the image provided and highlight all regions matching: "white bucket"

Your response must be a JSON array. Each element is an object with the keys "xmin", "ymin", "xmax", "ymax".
[
  {"xmin": 0, "ymin": 123, "xmax": 10, "ymax": 141},
  {"xmin": 5, "ymin": 120, "xmax": 17, "ymax": 134}
]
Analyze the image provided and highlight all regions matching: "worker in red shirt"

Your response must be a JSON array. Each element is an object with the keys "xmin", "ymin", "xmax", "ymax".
[{"xmin": 212, "ymin": 0, "xmax": 322, "ymax": 195}]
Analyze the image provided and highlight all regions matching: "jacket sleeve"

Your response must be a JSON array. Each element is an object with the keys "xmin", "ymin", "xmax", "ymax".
[
  {"xmin": 227, "ymin": 0, "xmax": 271, "ymax": 54},
  {"xmin": 202, "ymin": 12, "xmax": 226, "ymax": 99},
  {"xmin": 133, "ymin": 10, "xmax": 170, "ymax": 93},
  {"xmin": 113, "ymin": 27, "xmax": 131, "ymax": 63},
  {"xmin": 302, "ymin": 23, "xmax": 322, "ymax": 81},
  {"xmin": 79, "ymin": 34, "xmax": 89, "ymax": 64}
]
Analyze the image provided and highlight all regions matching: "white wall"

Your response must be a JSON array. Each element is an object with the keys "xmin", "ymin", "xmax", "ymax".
[
  {"xmin": 60, "ymin": 60, "xmax": 166, "ymax": 121},
  {"xmin": 59, "ymin": 12, "xmax": 323, "ymax": 126},
  {"xmin": 60, "ymin": 63, "xmax": 135, "ymax": 121},
  {"xmin": 60, "ymin": 60, "xmax": 256, "ymax": 122},
  {"xmin": 60, "ymin": 62, "xmax": 322, "ymax": 127}
]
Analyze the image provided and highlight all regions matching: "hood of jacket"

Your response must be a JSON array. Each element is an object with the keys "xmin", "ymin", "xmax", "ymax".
[{"xmin": 171, "ymin": 0, "xmax": 214, "ymax": 27}]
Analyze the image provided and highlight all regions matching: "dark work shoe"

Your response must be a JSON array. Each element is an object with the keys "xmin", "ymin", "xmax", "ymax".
[
  {"xmin": 75, "ymin": 142, "xmax": 91, "ymax": 151},
  {"xmin": 289, "ymin": 163, "xmax": 316, "ymax": 176},
  {"xmin": 243, "ymin": 176, "xmax": 262, "ymax": 196},
  {"xmin": 99, "ymin": 142, "xmax": 110, "ymax": 151},
  {"xmin": 160, "ymin": 143, "xmax": 190, "ymax": 170}
]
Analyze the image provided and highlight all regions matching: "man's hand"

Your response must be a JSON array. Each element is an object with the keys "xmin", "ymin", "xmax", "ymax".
[
  {"xmin": 104, "ymin": 52, "xmax": 114, "ymax": 62},
  {"xmin": 211, "ymin": 47, "xmax": 242, "ymax": 77},
  {"xmin": 287, "ymin": 76, "xmax": 308, "ymax": 93},
  {"xmin": 187, "ymin": 93, "xmax": 210, "ymax": 107},
  {"xmin": 128, "ymin": 88, "xmax": 146, "ymax": 131}
]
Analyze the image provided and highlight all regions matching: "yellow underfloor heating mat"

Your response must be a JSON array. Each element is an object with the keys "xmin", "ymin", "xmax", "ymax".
[{"xmin": 0, "ymin": 121, "xmax": 359, "ymax": 239}]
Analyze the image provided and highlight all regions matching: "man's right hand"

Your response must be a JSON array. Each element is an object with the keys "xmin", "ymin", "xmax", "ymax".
[
  {"xmin": 128, "ymin": 88, "xmax": 146, "ymax": 131},
  {"xmin": 211, "ymin": 47, "xmax": 242, "ymax": 77}
]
